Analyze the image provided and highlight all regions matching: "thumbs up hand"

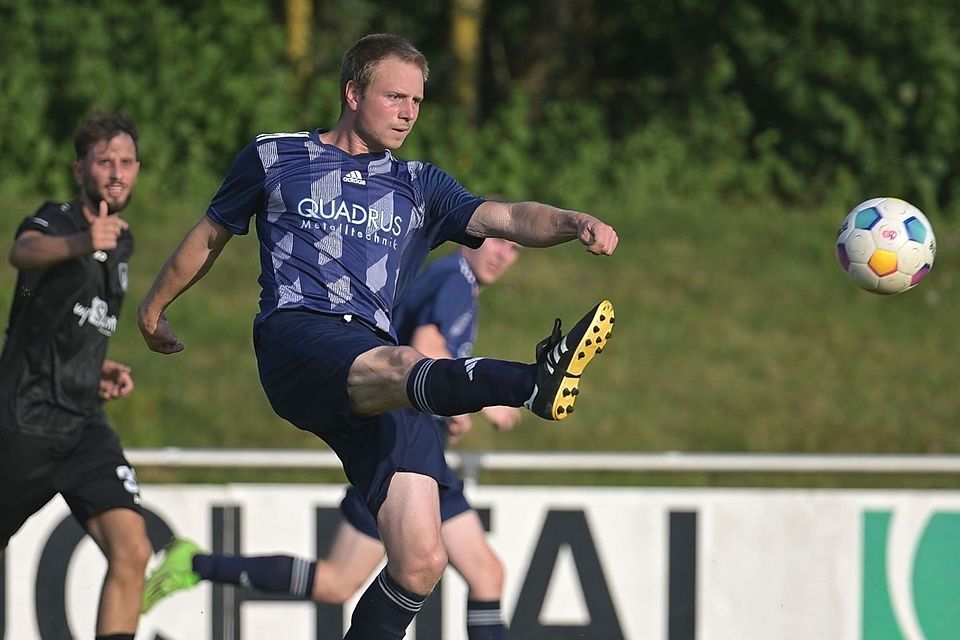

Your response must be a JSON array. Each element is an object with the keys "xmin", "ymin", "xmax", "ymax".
[{"xmin": 89, "ymin": 200, "xmax": 129, "ymax": 251}]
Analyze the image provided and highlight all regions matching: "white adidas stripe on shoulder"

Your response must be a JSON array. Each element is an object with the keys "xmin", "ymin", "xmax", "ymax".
[{"xmin": 256, "ymin": 131, "xmax": 310, "ymax": 141}]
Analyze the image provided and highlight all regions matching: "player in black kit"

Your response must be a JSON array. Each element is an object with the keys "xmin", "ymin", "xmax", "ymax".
[{"xmin": 0, "ymin": 113, "xmax": 151, "ymax": 640}]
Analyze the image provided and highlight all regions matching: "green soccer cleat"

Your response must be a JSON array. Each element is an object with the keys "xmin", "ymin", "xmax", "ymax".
[
  {"xmin": 524, "ymin": 299, "xmax": 615, "ymax": 420},
  {"xmin": 141, "ymin": 538, "xmax": 204, "ymax": 614}
]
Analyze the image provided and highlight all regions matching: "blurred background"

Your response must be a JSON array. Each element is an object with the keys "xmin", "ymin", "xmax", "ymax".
[{"xmin": 2, "ymin": 0, "xmax": 959, "ymax": 476}]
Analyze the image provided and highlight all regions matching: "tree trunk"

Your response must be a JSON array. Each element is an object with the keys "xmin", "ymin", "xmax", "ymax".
[
  {"xmin": 285, "ymin": 0, "xmax": 312, "ymax": 84},
  {"xmin": 451, "ymin": 0, "xmax": 485, "ymax": 117}
]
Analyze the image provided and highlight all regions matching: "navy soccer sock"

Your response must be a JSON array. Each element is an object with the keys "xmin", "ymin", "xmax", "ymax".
[
  {"xmin": 96, "ymin": 635, "xmax": 134, "ymax": 640},
  {"xmin": 406, "ymin": 357, "xmax": 535, "ymax": 416},
  {"xmin": 192, "ymin": 553, "xmax": 316, "ymax": 598},
  {"xmin": 343, "ymin": 568, "xmax": 428, "ymax": 640},
  {"xmin": 467, "ymin": 599, "xmax": 508, "ymax": 639}
]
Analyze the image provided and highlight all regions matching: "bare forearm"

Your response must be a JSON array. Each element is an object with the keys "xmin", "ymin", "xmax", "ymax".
[
  {"xmin": 9, "ymin": 232, "xmax": 92, "ymax": 269},
  {"xmin": 139, "ymin": 218, "xmax": 230, "ymax": 322},
  {"xmin": 468, "ymin": 200, "xmax": 618, "ymax": 256},
  {"xmin": 468, "ymin": 201, "xmax": 583, "ymax": 247},
  {"xmin": 506, "ymin": 201, "xmax": 588, "ymax": 246}
]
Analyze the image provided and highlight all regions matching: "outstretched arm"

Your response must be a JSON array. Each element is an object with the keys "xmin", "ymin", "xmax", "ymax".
[
  {"xmin": 137, "ymin": 216, "xmax": 233, "ymax": 354},
  {"xmin": 465, "ymin": 200, "xmax": 618, "ymax": 255},
  {"xmin": 9, "ymin": 201, "xmax": 127, "ymax": 270}
]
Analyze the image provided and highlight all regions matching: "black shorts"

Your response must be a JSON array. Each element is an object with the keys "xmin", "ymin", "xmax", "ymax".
[{"xmin": 0, "ymin": 419, "xmax": 142, "ymax": 548}]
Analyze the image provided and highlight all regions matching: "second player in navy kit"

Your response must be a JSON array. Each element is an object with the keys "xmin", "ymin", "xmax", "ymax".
[{"xmin": 138, "ymin": 34, "xmax": 617, "ymax": 639}]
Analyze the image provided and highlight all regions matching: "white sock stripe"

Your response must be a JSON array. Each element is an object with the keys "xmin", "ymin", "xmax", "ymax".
[
  {"xmin": 467, "ymin": 611, "xmax": 503, "ymax": 619},
  {"xmin": 467, "ymin": 609, "xmax": 504, "ymax": 625},
  {"xmin": 413, "ymin": 359, "xmax": 437, "ymax": 414},
  {"xmin": 413, "ymin": 360, "xmax": 429, "ymax": 412},
  {"xmin": 288, "ymin": 560, "xmax": 300, "ymax": 595},
  {"xmin": 377, "ymin": 571, "xmax": 423, "ymax": 613},
  {"xmin": 290, "ymin": 557, "xmax": 310, "ymax": 596}
]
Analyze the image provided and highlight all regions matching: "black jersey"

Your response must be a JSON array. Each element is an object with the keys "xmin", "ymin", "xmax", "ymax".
[{"xmin": 0, "ymin": 200, "xmax": 134, "ymax": 437}]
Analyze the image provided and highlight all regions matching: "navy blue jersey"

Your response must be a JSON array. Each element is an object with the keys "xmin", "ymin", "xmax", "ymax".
[
  {"xmin": 206, "ymin": 129, "xmax": 484, "ymax": 339},
  {"xmin": 394, "ymin": 253, "xmax": 478, "ymax": 358}
]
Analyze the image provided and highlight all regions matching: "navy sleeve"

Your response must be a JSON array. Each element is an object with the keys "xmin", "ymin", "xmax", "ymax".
[
  {"xmin": 420, "ymin": 163, "xmax": 485, "ymax": 250},
  {"xmin": 205, "ymin": 140, "xmax": 266, "ymax": 235}
]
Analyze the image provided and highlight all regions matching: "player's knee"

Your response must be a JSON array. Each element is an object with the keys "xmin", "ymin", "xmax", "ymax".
[
  {"xmin": 412, "ymin": 548, "xmax": 447, "ymax": 594},
  {"xmin": 357, "ymin": 345, "xmax": 423, "ymax": 383},
  {"xmin": 312, "ymin": 563, "xmax": 364, "ymax": 604},
  {"xmin": 313, "ymin": 581, "xmax": 356, "ymax": 605},
  {"xmin": 467, "ymin": 555, "xmax": 505, "ymax": 598},
  {"xmin": 108, "ymin": 534, "xmax": 152, "ymax": 579},
  {"xmin": 348, "ymin": 345, "xmax": 425, "ymax": 415},
  {"xmin": 388, "ymin": 346, "xmax": 425, "ymax": 381},
  {"xmin": 393, "ymin": 543, "xmax": 447, "ymax": 595},
  {"xmin": 485, "ymin": 556, "xmax": 505, "ymax": 591}
]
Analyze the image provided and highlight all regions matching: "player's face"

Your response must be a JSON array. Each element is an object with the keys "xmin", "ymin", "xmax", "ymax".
[
  {"xmin": 467, "ymin": 238, "xmax": 521, "ymax": 285},
  {"xmin": 350, "ymin": 56, "xmax": 424, "ymax": 151},
  {"xmin": 74, "ymin": 133, "xmax": 141, "ymax": 214}
]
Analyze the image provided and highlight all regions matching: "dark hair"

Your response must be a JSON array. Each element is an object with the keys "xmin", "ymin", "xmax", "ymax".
[
  {"xmin": 73, "ymin": 112, "xmax": 139, "ymax": 160},
  {"xmin": 339, "ymin": 34, "xmax": 429, "ymax": 106}
]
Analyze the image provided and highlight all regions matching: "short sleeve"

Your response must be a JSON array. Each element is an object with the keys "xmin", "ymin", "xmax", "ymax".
[
  {"xmin": 205, "ymin": 140, "xmax": 266, "ymax": 235},
  {"xmin": 420, "ymin": 164, "xmax": 485, "ymax": 249},
  {"xmin": 15, "ymin": 202, "xmax": 75, "ymax": 239}
]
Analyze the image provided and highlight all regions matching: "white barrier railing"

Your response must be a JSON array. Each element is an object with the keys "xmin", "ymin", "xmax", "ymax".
[
  {"xmin": 11, "ymin": 449, "xmax": 960, "ymax": 639},
  {"xmin": 126, "ymin": 448, "xmax": 960, "ymax": 482}
]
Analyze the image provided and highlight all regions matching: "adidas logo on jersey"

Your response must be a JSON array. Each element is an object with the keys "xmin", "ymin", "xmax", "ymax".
[{"xmin": 343, "ymin": 170, "xmax": 366, "ymax": 185}]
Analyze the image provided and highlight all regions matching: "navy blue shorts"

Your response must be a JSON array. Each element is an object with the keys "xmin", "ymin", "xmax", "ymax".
[
  {"xmin": 340, "ymin": 461, "xmax": 471, "ymax": 540},
  {"xmin": 254, "ymin": 310, "xmax": 451, "ymax": 516}
]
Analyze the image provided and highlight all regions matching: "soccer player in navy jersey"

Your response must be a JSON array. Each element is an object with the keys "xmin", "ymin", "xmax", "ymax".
[
  {"xmin": 0, "ymin": 113, "xmax": 152, "ymax": 640},
  {"xmin": 141, "ymin": 238, "xmax": 522, "ymax": 640},
  {"xmin": 138, "ymin": 33, "xmax": 617, "ymax": 639}
]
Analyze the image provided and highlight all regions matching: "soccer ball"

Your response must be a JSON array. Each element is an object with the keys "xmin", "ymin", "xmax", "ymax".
[{"xmin": 836, "ymin": 197, "xmax": 936, "ymax": 294}]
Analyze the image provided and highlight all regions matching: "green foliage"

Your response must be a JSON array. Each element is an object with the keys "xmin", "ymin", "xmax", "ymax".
[
  {"xmin": 483, "ymin": 0, "xmax": 960, "ymax": 211},
  {"xmin": 2, "ymin": 0, "xmax": 960, "ymax": 459},
  {"xmin": 0, "ymin": 0, "xmax": 297, "ymax": 195},
  {"xmin": 3, "ymin": 0, "xmax": 960, "ymax": 210}
]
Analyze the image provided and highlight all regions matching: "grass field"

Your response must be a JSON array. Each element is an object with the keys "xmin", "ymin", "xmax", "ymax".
[{"xmin": 2, "ymin": 180, "xmax": 958, "ymax": 464}]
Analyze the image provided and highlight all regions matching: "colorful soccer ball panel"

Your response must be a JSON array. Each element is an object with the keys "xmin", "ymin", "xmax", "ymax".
[
  {"xmin": 904, "ymin": 217, "xmax": 927, "ymax": 243},
  {"xmin": 911, "ymin": 264, "xmax": 932, "ymax": 286},
  {"xmin": 836, "ymin": 244, "xmax": 850, "ymax": 271},
  {"xmin": 868, "ymin": 250, "xmax": 897, "ymax": 277},
  {"xmin": 854, "ymin": 208, "xmax": 881, "ymax": 230}
]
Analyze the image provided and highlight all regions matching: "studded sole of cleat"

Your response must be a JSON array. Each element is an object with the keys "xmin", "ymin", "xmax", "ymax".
[{"xmin": 550, "ymin": 300, "xmax": 615, "ymax": 419}]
